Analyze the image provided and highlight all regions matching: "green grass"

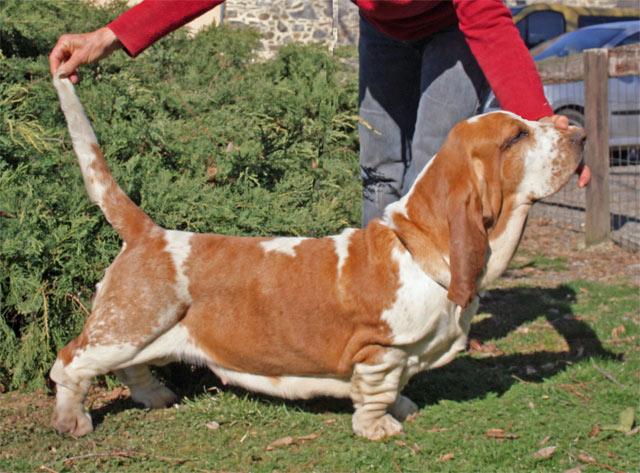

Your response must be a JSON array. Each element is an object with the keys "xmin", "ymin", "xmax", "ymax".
[
  {"xmin": 1, "ymin": 280, "xmax": 638, "ymax": 472},
  {"xmin": 508, "ymin": 254, "xmax": 569, "ymax": 272}
]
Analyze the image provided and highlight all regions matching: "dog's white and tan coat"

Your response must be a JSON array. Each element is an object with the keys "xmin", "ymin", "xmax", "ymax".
[{"xmin": 50, "ymin": 76, "xmax": 585, "ymax": 440}]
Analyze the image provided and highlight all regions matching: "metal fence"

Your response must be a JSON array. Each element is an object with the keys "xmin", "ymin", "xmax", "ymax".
[{"xmin": 531, "ymin": 44, "xmax": 640, "ymax": 251}]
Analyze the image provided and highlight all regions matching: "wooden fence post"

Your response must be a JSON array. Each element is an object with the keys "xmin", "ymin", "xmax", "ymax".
[{"xmin": 584, "ymin": 48, "xmax": 610, "ymax": 246}]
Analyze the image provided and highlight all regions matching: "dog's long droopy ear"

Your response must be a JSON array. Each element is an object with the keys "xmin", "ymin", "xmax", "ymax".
[
  {"xmin": 446, "ymin": 182, "xmax": 488, "ymax": 308},
  {"xmin": 473, "ymin": 159, "xmax": 502, "ymax": 230}
]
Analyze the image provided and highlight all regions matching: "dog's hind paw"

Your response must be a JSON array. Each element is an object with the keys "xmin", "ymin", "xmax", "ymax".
[
  {"xmin": 353, "ymin": 413, "xmax": 404, "ymax": 440},
  {"xmin": 131, "ymin": 384, "xmax": 178, "ymax": 409}
]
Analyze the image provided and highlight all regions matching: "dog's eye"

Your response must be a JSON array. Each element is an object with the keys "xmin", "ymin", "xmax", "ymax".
[
  {"xmin": 502, "ymin": 129, "xmax": 528, "ymax": 150},
  {"xmin": 513, "ymin": 130, "xmax": 528, "ymax": 142}
]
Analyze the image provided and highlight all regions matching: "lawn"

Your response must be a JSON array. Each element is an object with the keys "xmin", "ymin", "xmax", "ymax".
[{"xmin": 1, "ymin": 278, "xmax": 637, "ymax": 472}]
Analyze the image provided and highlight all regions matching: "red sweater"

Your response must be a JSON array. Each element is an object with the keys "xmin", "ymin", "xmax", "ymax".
[{"xmin": 108, "ymin": 0, "xmax": 553, "ymax": 120}]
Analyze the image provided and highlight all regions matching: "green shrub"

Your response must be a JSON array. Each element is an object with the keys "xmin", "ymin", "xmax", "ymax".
[{"xmin": 0, "ymin": 0, "xmax": 360, "ymax": 390}]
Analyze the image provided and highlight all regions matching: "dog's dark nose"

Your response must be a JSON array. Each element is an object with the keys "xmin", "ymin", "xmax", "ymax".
[{"xmin": 571, "ymin": 128, "xmax": 587, "ymax": 147}]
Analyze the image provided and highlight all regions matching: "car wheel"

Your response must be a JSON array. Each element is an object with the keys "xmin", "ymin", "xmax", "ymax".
[{"xmin": 556, "ymin": 108, "xmax": 584, "ymax": 128}]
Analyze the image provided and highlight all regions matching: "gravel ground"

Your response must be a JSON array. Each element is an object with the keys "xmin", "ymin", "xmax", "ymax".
[{"xmin": 499, "ymin": 217, "xmax": 640, "ymax": 288}]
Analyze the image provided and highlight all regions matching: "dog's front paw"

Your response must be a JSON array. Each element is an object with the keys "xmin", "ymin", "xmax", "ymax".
[
  {"xmin": 52, "ymin": 409, "xmax": 93, "ymax": 437},
  {"xmin": 353, "ymin": 413, "xmax": 404, "ymax": 440},
  {"xmin": 388, "ymin": 395, "xmax": 418, "ymax": 422}
]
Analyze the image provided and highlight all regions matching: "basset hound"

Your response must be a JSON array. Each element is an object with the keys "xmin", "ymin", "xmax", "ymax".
[{"xmin": 50, "ymin": 75, "xmax": 586, "ymax": 440}]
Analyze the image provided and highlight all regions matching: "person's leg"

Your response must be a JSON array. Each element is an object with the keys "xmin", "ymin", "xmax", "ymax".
[
  {"xmin": 358, "ymin": 17, "xmax": 422, "ymax": 225},
  {"xmin": 402, "ymin": 27, "xmax": 490, "ymax": 195}
]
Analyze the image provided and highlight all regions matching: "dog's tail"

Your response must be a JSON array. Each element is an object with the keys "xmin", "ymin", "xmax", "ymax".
[{"xmin": 53, "ymin": 74, "xmax": 157, "ymax": 243}]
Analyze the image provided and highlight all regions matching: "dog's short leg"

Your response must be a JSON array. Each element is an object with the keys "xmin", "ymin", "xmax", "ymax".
[
  {"xmin": 115, "ymin": 365, "xmax": 178, "ymax": 409},
  {"xmin": 50, "ymin": 336, "xmax": 138, "ymax": 437},
  {"xmin": 350, "ymin": 348, "xmax": 407, "ymax": 440},
  {"xmin": 50, "ymin": 363, "xmax": 93, "ymax": 437},
  {"xmin": 388, "ymin": 394, "xmax": 418, "ymax": 422}
]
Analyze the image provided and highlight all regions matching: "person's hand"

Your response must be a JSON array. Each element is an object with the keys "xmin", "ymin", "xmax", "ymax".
[
  {"xmin": 49, "ymin": 27, "xmax": 122, "ymax": 83},
  {"xmin": 539, "ymin": 113, "xmax": 569, "ymax": 131},
  {"xmin": 540, "ymin": 114, "xmax": 591, "ymax": 188}
]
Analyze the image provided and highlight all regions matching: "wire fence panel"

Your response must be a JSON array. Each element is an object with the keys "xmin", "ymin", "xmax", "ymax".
[
  {"xmin": 533, "ymin": 45, "xmax": 640, "ymax": 251},
  {"xmin": 608, "ymin": 74, "xmax": 640, "ymax": 250}
]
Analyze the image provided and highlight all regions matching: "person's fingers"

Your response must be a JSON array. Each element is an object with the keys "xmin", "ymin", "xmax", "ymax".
[
  {"xmin": 50, "ymin": 35, "xmax": 82, "ymax": 78},
  {"xmin": 49, "ymin": 48, "xmax": 63, "ymax": 76},
  {"xmin": 553, "ymin": 114, "xmax": 591, "ymax": 188},
  {"xmin": 49, "ymin": 36, "xmax": 73, "ymax": 76},
  {"xmin": 540, "ymin": 115, "xmax": 590, "ymax": 188},
  {"xmin": 57, "ymin": 50, "xmax": 86, "ymax": 79},
  {"xmin": 50, "ymin": 29, "xmax": 121, "ymax": 80},
  {"xmin": 577, "ymin": 164, "xmax": 592, "ymax": 188},
  {"xmin": 553, "ymin": 114, "xmax": 569, "ymax": 130},
  {"xmin": 539, "ymin": 114, "xmax": 569, "ymax": 130}
]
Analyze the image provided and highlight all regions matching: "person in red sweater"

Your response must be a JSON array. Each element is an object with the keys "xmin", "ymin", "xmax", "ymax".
[{"xmin": 49, "ymin": 0, "xmax": 590, "ymax": 224}]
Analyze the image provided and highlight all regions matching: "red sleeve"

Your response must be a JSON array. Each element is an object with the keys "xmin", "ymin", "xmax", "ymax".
[
  {"xmin": 107, "ymin": 0, "xmax": 223, "ymax": 57},
  {"xmin": 453, "ymin": 0, "xmax": 553, "ymax": 120}
]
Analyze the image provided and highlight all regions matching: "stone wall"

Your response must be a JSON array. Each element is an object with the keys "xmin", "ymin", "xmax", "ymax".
[
  {"xmin": 223, "ymin": 0, "xmax": 360, "ymax": 57},
  {"xmin": 93, "ymin": 0, "xmax": 360, "ymax": 59}
]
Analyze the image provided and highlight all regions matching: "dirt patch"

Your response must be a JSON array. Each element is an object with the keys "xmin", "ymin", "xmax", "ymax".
[
  {"xmin": 499, "ymin": 218, "xmax": 640, "ymax": 288},
  {"xmin": 0, "ymin": 386, "xmax": 132, "ymax": 432}
]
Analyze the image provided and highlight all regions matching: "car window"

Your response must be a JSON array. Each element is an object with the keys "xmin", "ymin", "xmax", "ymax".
[
  {"xmin": 526, "ymin": 11, "xmax": 566, "ymax": 47},
  {"xmin": 535, "ymin": 27, "xmax": 623, "ymax": 60},
  {"xmin": 616, "ymin": 32, "xmax": 640, "ymax": 46}
]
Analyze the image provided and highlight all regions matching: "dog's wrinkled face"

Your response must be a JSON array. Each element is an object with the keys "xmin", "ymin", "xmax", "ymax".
[
  {"xmin": 466, "ymin": 111, "xmax": 585, "ymax": 206},
  {"xmin": 434, "ymin": 111, "xmax": 585, "ymax": 307}
]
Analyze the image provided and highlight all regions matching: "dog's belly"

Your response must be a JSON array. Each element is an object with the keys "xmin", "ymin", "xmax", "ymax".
[
  {"xmin": 122, "ymin": 323, "xmax": 352, "ymax": 399},
  {"xmin": 210, "ymin": 367, "xmax": 352, "ymax": 399}
]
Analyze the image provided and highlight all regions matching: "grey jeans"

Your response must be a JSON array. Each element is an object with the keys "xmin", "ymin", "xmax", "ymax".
[{"xmin": 359, "ymin": 17, "xmax": 489, "ymax": 225}]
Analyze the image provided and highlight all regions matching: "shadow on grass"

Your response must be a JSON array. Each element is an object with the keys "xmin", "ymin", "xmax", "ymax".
[
  {"xmin": 89, "ymin": 284, "xmax": 622, "ymax": 425},
  {"xmin": 406, "ymin": 284, "xmax": 621, "ymax": 408}
]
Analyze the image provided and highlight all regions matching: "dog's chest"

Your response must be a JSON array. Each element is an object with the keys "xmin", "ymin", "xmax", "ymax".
[
  {"xmin": 381, "ymin": 247, "xmax": 461, "ymax": 346},
  {"xmin": 378, "ymin": 247, "xmax": 476, "ymax": 377},
  {"xmin": 405, "ymin": 299, "xmax": 476, "ymax": 378}
]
